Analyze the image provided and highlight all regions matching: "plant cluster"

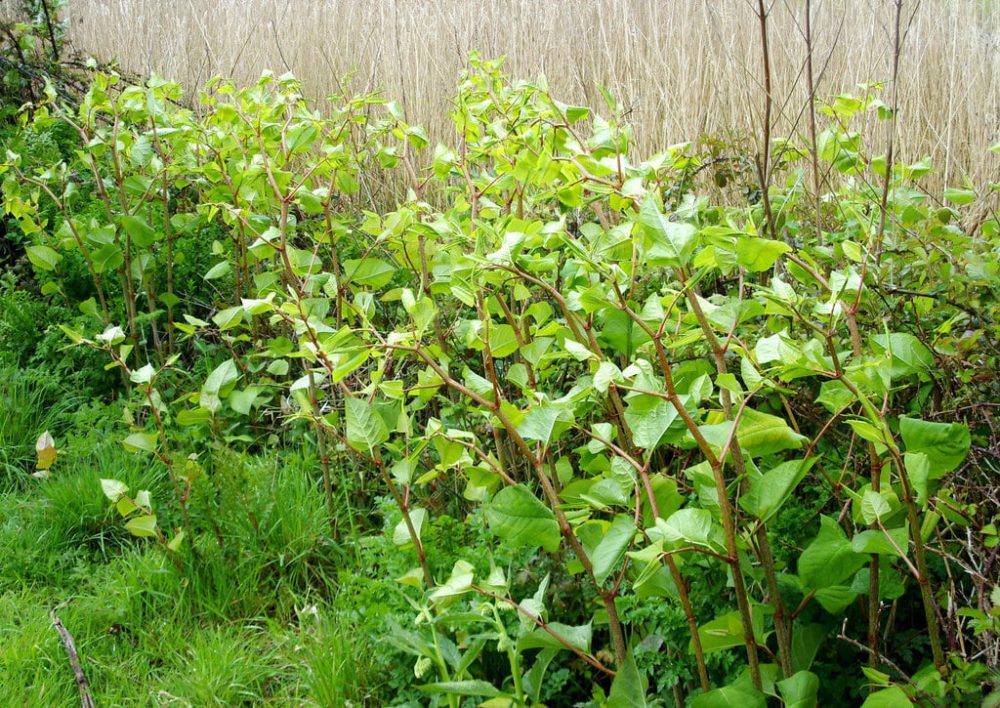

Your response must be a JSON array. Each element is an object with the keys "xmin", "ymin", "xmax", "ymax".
[{"xmin": 2, "ymin": 49, "xmax": 999, "ymax": 706}]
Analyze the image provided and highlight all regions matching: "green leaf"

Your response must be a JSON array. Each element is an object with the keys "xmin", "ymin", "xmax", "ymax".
[
  {"xmin": 204, "ymin": 260, "xmax": 231, "ymax": 280},
  {"xmin": 700, "ymin": 409, "xmax": 807, "ymax": 458},
  {"xmin": 121, "ymin": 214, "xmax": 158, "ymax": 247},
  {"xmin": 777, "ymin": 671, "xmax": 820, "ymax": 708},
  {"xmin": 798, "ymin": 516, "xmax": 867, "ymax": 589},
  {"xmin": 740, "ymin": 458, "xmax": 816, "ymax": 522},
  {"xmin": 200, "ymin": 359, "xmax": 239, "ymax": 414},
  {"xmin": 176, "ymin": 407, "xmax": 212, "ymax": 426},
  {"xmin": 92, "ymin": 243, "xmax": 124, "ymax": 273},
  {"xmin": 167, "ymin": 530, "xmax": 185, "ymax": 552},
  {"xmin": 861, "ymin": 489, "xmax": 891, "ymax": 524},
  {"xmin": 26, "ymin": 244, "xmax": 62, "ymax": 271},
  {"xmin": 904, "ymin": 452, "xmax": 930, "ymax": 508},
  {"xmin": 608, "ymin": 651, "xmax": 647, "ymax": 707},
  {"xmin": 691, "ymin": 683, "xmax": 766, "ymax": 708},
  {"xmin": 626, "ymin": 399, "xmax": 678, "ymax": 451},
  {"xmin": 124, "ymin": 514, "xmax": 158, "ymax": 538},
  {"xmin": 429, "ymin": 559, "xmax": 474, "ymax": 602},
  {"xmin": 814, "ymin": 585, "xmax": 858, "ymax": 613},
  {"xmin": 345, "ymin": 396, "xmax": 390, "ymax": 453},
  {"xmin": 639, "ymin": 195, "xmax": 697, "ymax": 267},
  {"xmin": 592, "ymin": 515, "xmax": 636, "ymax": 585},
  {"xmin": 343, "ymin": 258, "xmax": 395, "ymax": 288},
  {"xmin": 851, "ymin": 526, "xmax": 908, "ymax": 556},
  {"xmin": 655, "ymin": 508, "xmax": 714, "ymax": 547},
  {"xmin": 518, "ymin": 622, "xmax": 592, "ymax": 653},
  {"xmin": 943, "ymin": 187, "xmax": 976, "ymax": 205},
  {"xmin": 518, "ymin": 404, "xmax": 572, "ymax": 448},
  {"xmin": 100, "ymin": 478, "xmax": 129, "ymax": 502},
  {"xmin": 487, "ymin": 323, "xmax": 520, "ymax": 358},
  {"xmin": 485, "ymin": 484, "xmax": 561, "ymax": 553},
  {"xmin": 860, "ymin": 685, "xmax": 911, "ymax": 707},
  {"xmin": 899, "ymin": 416, "xmax": 970, "ymax": 475},
  {"xmin": 791, "ymin": 623, "xmax": 827, "ymax": 672},
  {"xmin": 393, "ymin": 507, "xmax": 427, "ymax": 547},
  {"xmin": 871, "ymin": 333, "xmax": 933, "ymax": 379},
  {"xmin": 736, "ymin": 237, "xmax": 791, "ymax": 272},
  {"xmin": 417, "ymin": 681, "xmax": 501, "ymax": 698},
  {"xmin": 694, "ymin": 607, "xmax": 765, "ymax": 655},
  {"xmin": 212, "ymin": 305, "xmax": 244, "ymax": 331},
  {"xmin": 115, "ymin": 496, "xmax": 138, "ymax": 517},
  {"xmin": 121, "ymin": 432, "xmax": 157, "ymax": 453}
]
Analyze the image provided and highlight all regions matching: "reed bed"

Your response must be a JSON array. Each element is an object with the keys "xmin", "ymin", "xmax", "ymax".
[{"xmin": 20, "ymin": 1, "xmax": 1000, "ymax": 185}]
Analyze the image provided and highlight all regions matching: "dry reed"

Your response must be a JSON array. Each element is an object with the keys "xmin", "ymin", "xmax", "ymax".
[{"xmin": 15, "ymin": 1, "xmax": 1000, "ymax": 186}]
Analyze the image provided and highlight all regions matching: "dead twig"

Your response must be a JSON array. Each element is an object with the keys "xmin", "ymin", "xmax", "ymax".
[{"xmin": 50, "ymin": 601, "xmax": 96, "ymax": 708}]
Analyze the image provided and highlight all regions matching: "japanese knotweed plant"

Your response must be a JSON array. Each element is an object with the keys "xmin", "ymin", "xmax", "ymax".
[{"xmin": 7, "ymin": 53, "xmax": 998, "ymax": 705}]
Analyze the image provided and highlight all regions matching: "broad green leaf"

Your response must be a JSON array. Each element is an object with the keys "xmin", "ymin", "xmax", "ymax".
[
  {"xmin": 200, "ymin": 359, "xmax": 239, "ymax": 414},
  {"xmin": 899, "ymin": 416, "xmax": 970, "ymax": 475},
  {"xmin": 176, "ymin": 407, "xmax": 212, "ymax": 426},
  {"xmin": 121, "ymin": 214, "xmax": 157, "ymax": 247},
  {"xmin": 92, "ymin": 243, "xmax": 124, "ymax": 273},
  {"xmin": 700, "ymin": 408, "xmax": 807, "ymax": 458},
  {"xmin": 691, "ymin": 683, "xmax": 766, "ymax": 708},
  {"xmin": 487, "ymin": 323, "xmax": 519, "ymax": 358},
  {"xmin": 798, "ymin": 516, "xmax": 867, "ymax": 589},
  {"xmin": 393, "ymin": 507, "xmax": 427, "ymax": 547},
  {"xmin": 791, "ymin": 623, "xmax": 827, "ymax": 672},
  {"xmin": 860, "ymin": 685, "xmax": 911, "ymax": 707},
  {"xmin": 817, "ymin": 380, "xmax": 854, "ymax": 413},
  {"xmin": 100, "ymin": 478, "xmax": 129, "ymax": 501},
  {"xmin": 943, "ymin": 187, "xmax": 976, "ymax": 205},
  {"xmin": 608, "ymin": 651, "xmax": 647, "ymax": 707},
  {"xmin": 814, "ymin": 585, "xmax": 858, "ymax": 613},
  {"xmin": 345, "ymin": 396, "xmax": 390, "ymax": 453},
  {"xmin": 343, "ymin": 258, "xmax": 395, "ymax": 288},
  {"xmin": 124, "ymin": 514, "xmax": 158, "ymax": 538},
  {"xmin": 851, "ymin": 526, "xmax": 908, "ymax": 556},
  {"xmin": 518, "ymin": 622, "xmax": 591, "ymax": 653},
  {"xmin": 871, "ymin": 333, "xmax": 933, "ymax": 379},
  {"xmin": 229, "ymin": 386, "xmax": 263, "ymax": 415},
  {"xmin": 167, "ymin": 530, "xmax": 185, "ymax": 552},
  {"xmin": 655, "ymin": 508, "xmax": 714, "ymax": 547},
  {"xmin": 121, "ymin": 432, "xmax": 157, "ymax": 453},
  {"xmin": 518, "ymin": 404, "xmax": 573, "ymax": 448},
  {"xmin": 693, "ymin": 606, "xmax": 765, "ymax": 655},
  {"xmin": 429, "ymin": 559, "xmax": 474, "ymax": 602},
  {"xmin": 777, "ymin": 671, "xmax": 820, "ymax": 708},
  {"xmin": 26, "ymin": 244, "xmax": 62, "ymax": 271},
  {"xmin": 204, "ymin": 260, "xmax": 231, "ymax": 280},
  {"xmin": 736, "ymin": 237, "xmax": 791, "ymax": 272},
  {"xmin": 116, "ymin": 496, "xmax": 138, "ymax": 517},
  {"xmin": 626, "ymin": 399, "xmax": 678, "ymax": 451},
  {"xmin": 904, "ymin": 452, "xmax": 930, "ymax": 507},
  {"xmin": 212, "ymin": 305, "xmax": 244, "ymax": 330},
  {"xmin": 639, "ymin": 195, "xmax": 697, "ymax": 267},
  {"xmin": 485, "ymin": 484, "xmax": 561, "ymax": 553},
  {"xmin": 417, "ymin": 681, "xmax": 501, "ymax": 698},
  {"xmin": 861, "ymin": 489, "xmax": 891, "ymax": 524},
  {"xmin": 591, "ymin": 515, "xmax": 636, "ymax": 585},
  {"xmin": 740, "ymin": 458, "xmax": 816, "ymax": 522}
]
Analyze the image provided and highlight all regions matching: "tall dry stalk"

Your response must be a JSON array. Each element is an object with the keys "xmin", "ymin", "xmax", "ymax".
[{"xmin": 26, "ymin": 0, "xmax": 997, "ymax": 190}]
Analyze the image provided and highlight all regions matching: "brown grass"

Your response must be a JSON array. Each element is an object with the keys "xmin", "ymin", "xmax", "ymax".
[{"xmin": 24, "ymin": 1, "xmax": 1000, "ymax": 185}]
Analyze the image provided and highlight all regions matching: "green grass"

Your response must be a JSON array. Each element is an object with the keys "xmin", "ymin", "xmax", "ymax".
[
  {"xmin": 0, "ymin": 380, "xmax": 381, "ymax": 705},
  {"xmin": 0, "ymin": 366, "xmax": 81, "ymax": 486}
]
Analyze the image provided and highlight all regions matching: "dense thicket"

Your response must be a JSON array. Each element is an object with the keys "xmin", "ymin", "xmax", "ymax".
[{"xmin": 1, "ymin": 5, "xmax": 999, "ymax": 706}]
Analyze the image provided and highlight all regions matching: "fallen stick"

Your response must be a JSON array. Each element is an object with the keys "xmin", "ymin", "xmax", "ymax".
[{"xmin": 50, "ymin": 602, "xmax": 96, "ymax": 708}]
